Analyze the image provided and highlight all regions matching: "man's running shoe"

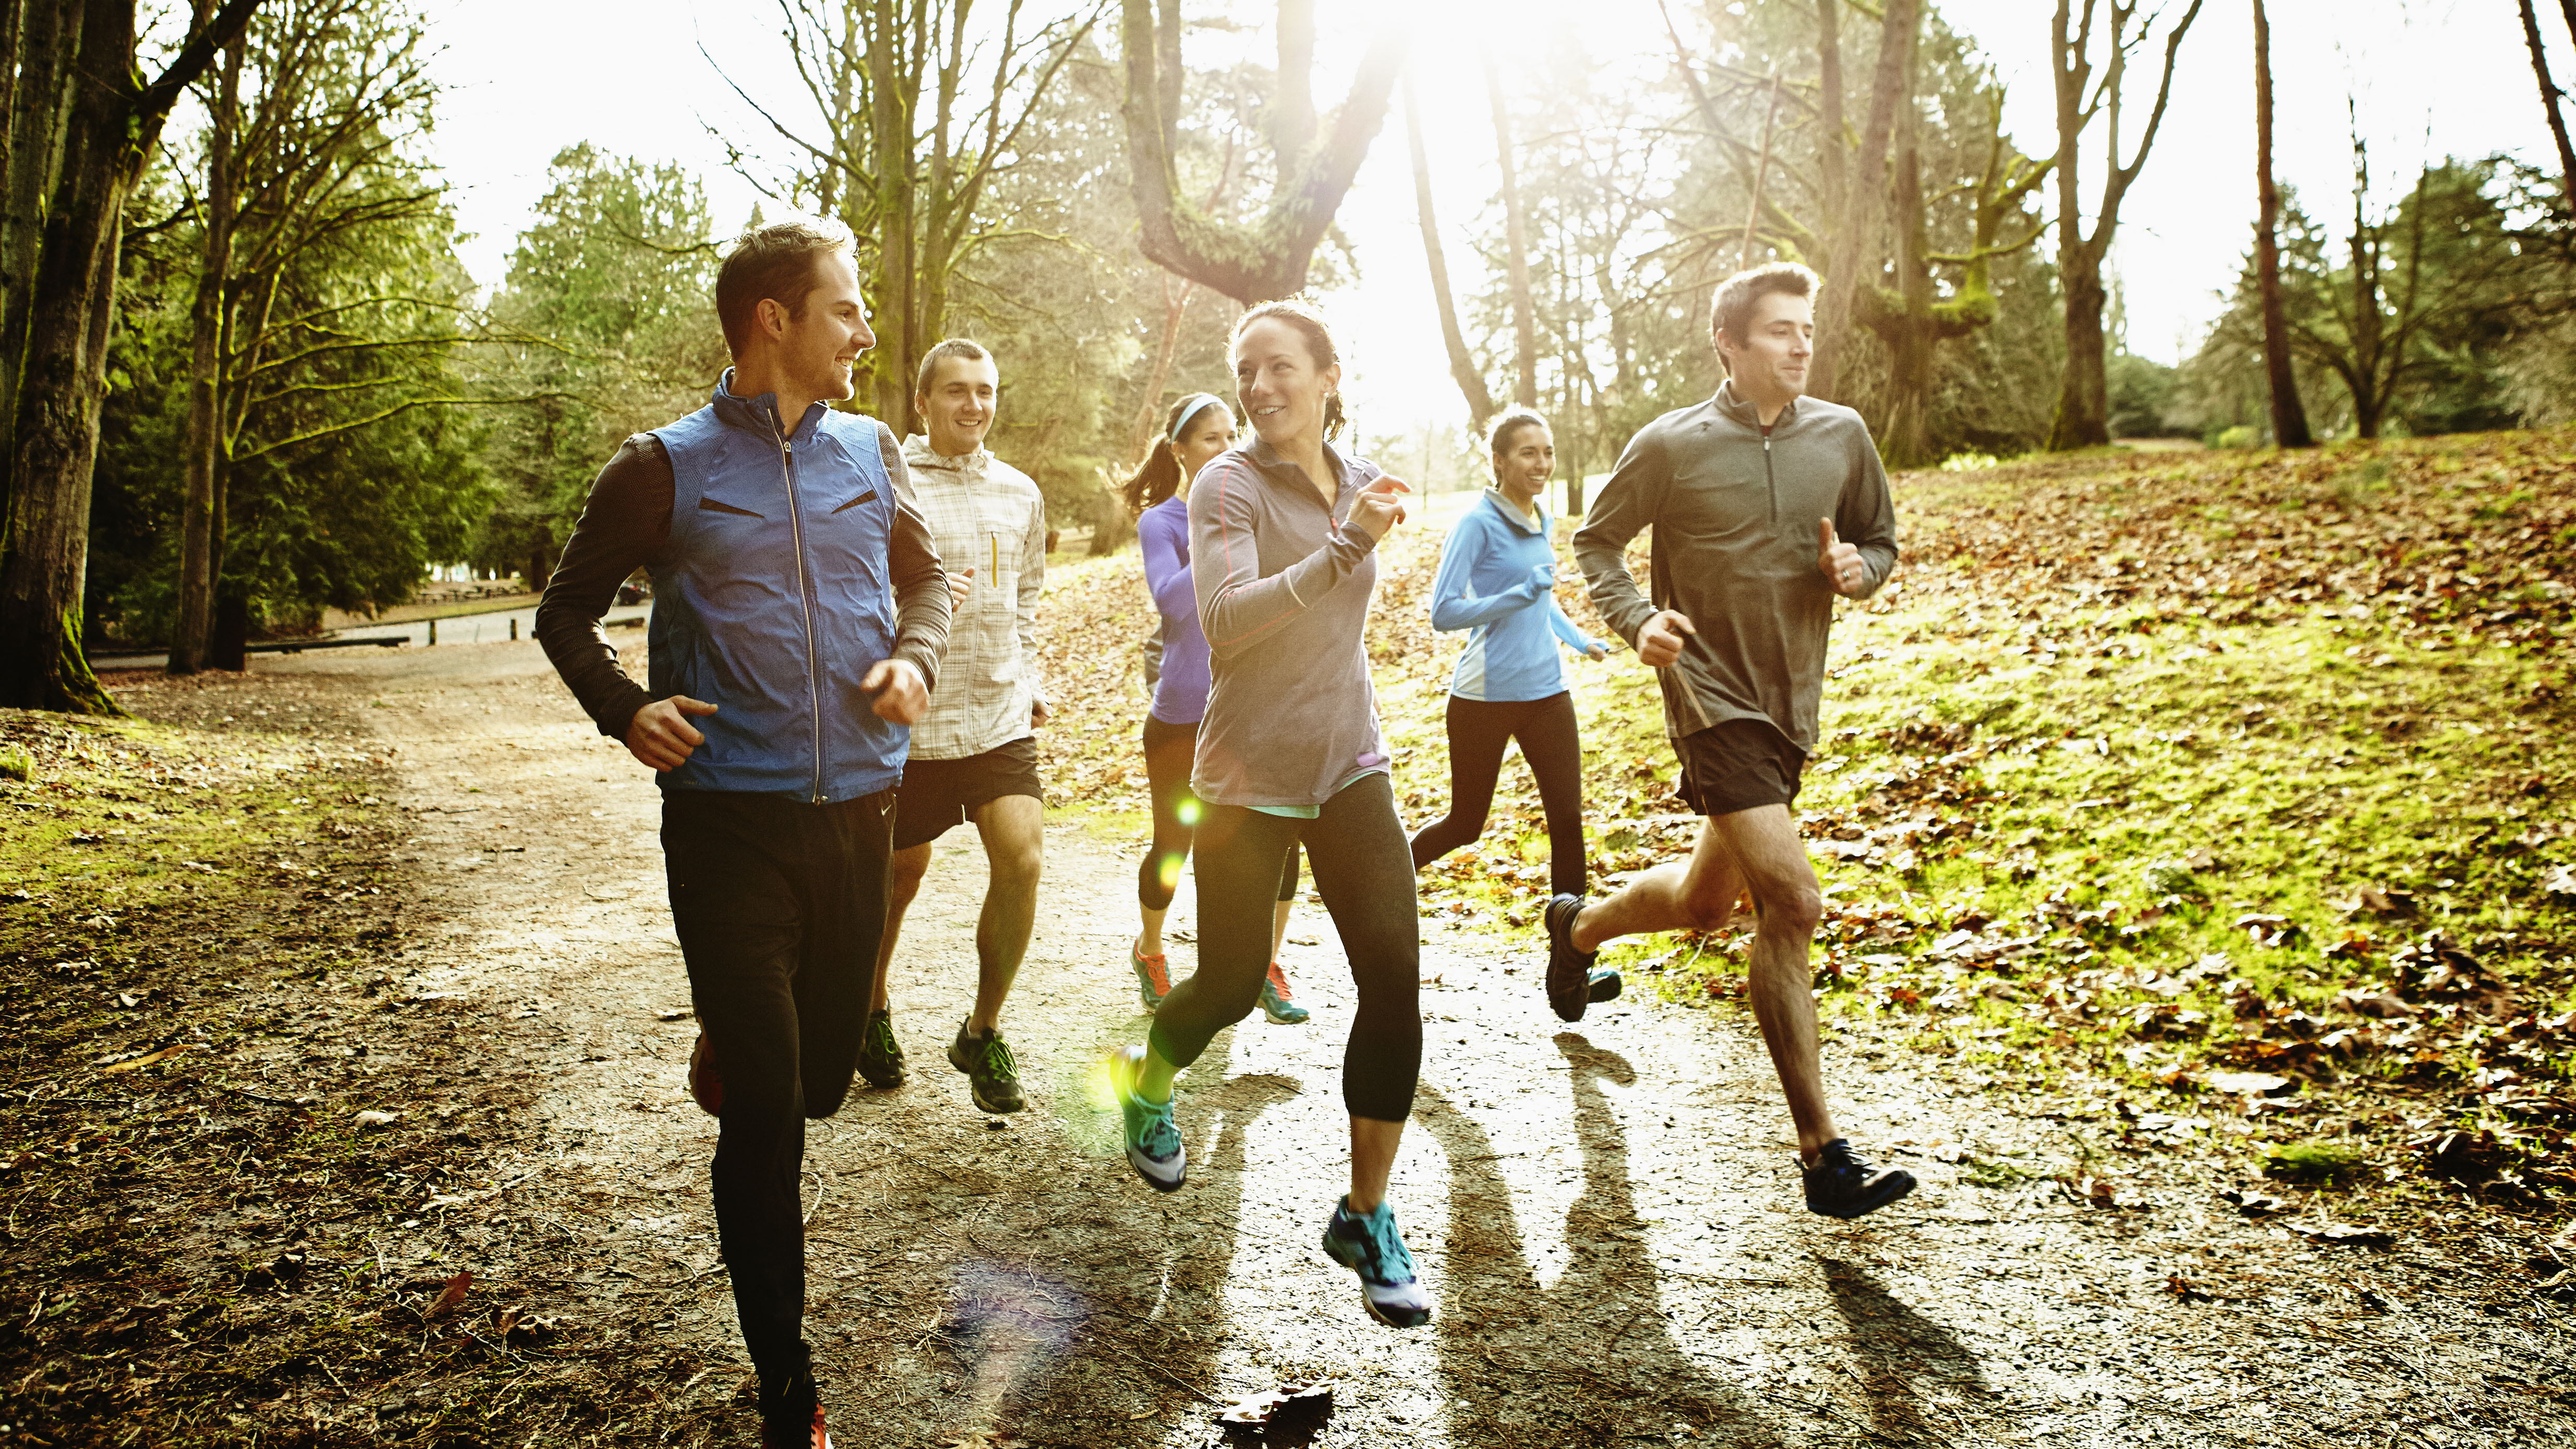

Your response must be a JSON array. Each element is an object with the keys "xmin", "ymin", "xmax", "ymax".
[
  {"xmin": 947, "ymin": 1020, "xmax": 1025, "ymax": 1114},
  {"xmin": 1107, "ymin": 1044, "xmax": 1185, "ymax": 1192},
  {"xmin": 688, "ymin": 1032, "xmax": 722, "ymax": 1116},
  {"xmin": 1130, "ymin": 942, "xmax": 1172, "ymax": 1012},
  {"xmin": 1259, "ymin": 961, "xmax": 1310, "ymax": 1025},
  {"xmin": 1587, "ymin": 966, "xmax": 1624, "ymax": 1003},
  {"xmin": 857, "ymin": 1009, "xmax": 905, "ymax": 1089},
  {"xmin": 1801, "ymin": 1139, "xmax": 1918, "ymax": 1220},
  {"xmin": 1543, "ymin": 894, "xmax": 1598, "ymax": 1023},
  {"xmin": 1321, "ymin": 1196, "xmax": 1433, "ymax": 1329},
  {"xmin": 757, "ymin": 1360, "xmax": 829, "ymax": 1448}
]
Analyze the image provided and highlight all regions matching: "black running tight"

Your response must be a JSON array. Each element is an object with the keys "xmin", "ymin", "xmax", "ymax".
[
  {"xmin": 1138, "ymin": 712, "xmax": 1299, "ymax": 912},
  {"xmin": 1148, "ymin": 772, "xmax": 1421, "ymax": 1122},
  {"xmin": 1408, "ymin": 691, "xmax": 1586, "ymax": 898}
]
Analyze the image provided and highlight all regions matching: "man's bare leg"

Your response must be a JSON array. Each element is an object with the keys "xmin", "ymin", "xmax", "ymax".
[
  {"xmin": 965, "ymin": 794, "xmax": 1044, "ymax": 1033},
  {"xmin": 870, "ymin": 843, "xmax": 936, "ymax": 1016},
  {"xmin": 1570, "ymin": 806, "xmax": 1837, "ymax": 1159}
]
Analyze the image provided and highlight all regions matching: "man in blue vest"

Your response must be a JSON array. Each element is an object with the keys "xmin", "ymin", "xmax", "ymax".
[{"xmin": 535, "ymin": 217, "xmax": 950, "ymax": 1449}]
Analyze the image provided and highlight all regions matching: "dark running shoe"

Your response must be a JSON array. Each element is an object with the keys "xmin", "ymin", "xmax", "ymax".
[
  {"xmin": 1587, "ymin": 966, "xmax": 1623, "ymax": 1003},
  {"xmin": 857, "ymin": 1009, "xmax": 905, "ymax": 1089},
  {"xmin": 947, "ymin": 1020, "xmax": 1025, "ymax": 1114},
  {"xmin": 687, "ymin": 1032, "xmax": 722, "ymax": 1117},
  {"xmin": 1802, "ymin": 1139, "xmax": 1917, "ymax": 1220},
  {"xmin": 758, "ymin": 1360, "xmax": 830, "ymax": 1449},
  {"xmin": 760, "ymin": 1405, "xmax": 831, "ymax": 1449},
  {"xmin": 1543, "ymin": 894, "xmax": 1598, "ymax": 1023}
]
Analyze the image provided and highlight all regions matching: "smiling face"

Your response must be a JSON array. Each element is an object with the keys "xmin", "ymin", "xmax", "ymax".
[
  {"xmin": 1230, "ymin": 318, "xmax": 1339, "ymax": 453},
  {"xmin": 1169, "ymin": 403, "xmax": 1237, "ymax": 495},
  {"xmin": 1492, "ymin": 419, "xmax": 1554, "ymax": 506},
  {"xmin": 917, "ymin": 352, "xmax": 1000, "ymax": 457},
  {"xmin": 1717, "ymin": 288, "xmax": 1814, "ymax": 405},
  {"xmin": 768, "ymin": 248, "xmax": 874, "ymax": 405}
]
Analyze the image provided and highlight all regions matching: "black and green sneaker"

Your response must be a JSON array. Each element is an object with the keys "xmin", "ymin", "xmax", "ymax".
[
  {"xmin": 946, "ymin": 1019, "xmax": 1025, "ymax": 1114},
  {"xmin": 857, "ymin": 1009, "xmax": 905, "ymax": 1089}
]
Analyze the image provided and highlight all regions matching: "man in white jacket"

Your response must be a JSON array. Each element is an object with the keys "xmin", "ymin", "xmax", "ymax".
[{"xmin": 864, "ymin": 338, "xmax": 1050, "ymax": 1115}]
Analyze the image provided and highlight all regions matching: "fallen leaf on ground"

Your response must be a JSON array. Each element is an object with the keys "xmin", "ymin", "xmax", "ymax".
[
  {"xmin": 2292, "ymin": 1222, "xmax": 2396, "ymax": 1248},
  {"xmin": 2218, "ymin": 1188, "xmax": 2291, "ymax": 1216},
  {"xmin": 2205, "ymin": 1071, "xmax": 2293, "ymax": 1097},
  {"xmin": 423, "ymin": 1270, "xmax": 472, "ymax": 1320},
  {"xmin": 1215, "ymin": 1380, "xmax": 1336, "ymax": 1427},
  {"xmin": 101, "ymin": 1043, "xmax": 196, "ymax": 1074},
  {"xmin": 352, "ymin": 1109, "xmax": 399, "ymax": 1129}
]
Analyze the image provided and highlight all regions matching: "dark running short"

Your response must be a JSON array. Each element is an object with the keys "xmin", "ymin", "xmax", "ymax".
[
  {"xmin": 1674, "ymin": 719, "xmax": 1806, "ymax": 818},
  {"xmin": 892, "ymin": 736, "xmax": 1044, "ymax": 850}
]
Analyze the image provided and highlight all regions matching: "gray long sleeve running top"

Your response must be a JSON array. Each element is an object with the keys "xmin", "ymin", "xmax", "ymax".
[
  {"xmin": 1187, "ymin": 436, "xmax": 1390, "ymax": 809},
  {"xmin": 1571, "ymin": 380, "xmax": 1898, "ymax": 753}
]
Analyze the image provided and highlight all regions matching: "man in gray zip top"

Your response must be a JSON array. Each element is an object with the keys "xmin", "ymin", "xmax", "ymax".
[
  {"xmin": 535, "ymin": 216, "xmax": 949, "ymax": 1449},
  {"xmin": 1558, "ymin": 261, "xmax": 1916, "ymax": 1221}
]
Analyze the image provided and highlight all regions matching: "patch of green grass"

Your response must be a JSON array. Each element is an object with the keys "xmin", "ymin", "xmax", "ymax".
[{"xmin": 2266, "ymin": 1140, "xmax": 2370, "ymax": 1184}]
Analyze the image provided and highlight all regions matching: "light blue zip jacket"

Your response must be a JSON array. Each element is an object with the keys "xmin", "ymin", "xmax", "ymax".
[
  {"xmin": 648, "ymin": 381, "xmax": 918, "ymax": 802},
  {"xmin": 1428, "ymin": 489, "xmax": 1600, "ymax": 702}
]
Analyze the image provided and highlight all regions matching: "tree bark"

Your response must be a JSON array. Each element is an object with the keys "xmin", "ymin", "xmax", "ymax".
[
  {"xmin": 2520, "ymin": 0, "xmax": 2576, "ymax": 210},
  {"xmin": 0, "ymin": 0, "xmax": 263, "ymax": 711},
  {"xmin": 2252, "ymin": 0, "xmax": 2312, "ymax": 448},
  {"xmin": 1808, "ymin": 0, "xmax": 1920, "ymax": 404},
  {"xmin": 1118, "ymin": 0, "xmax": 1405, "ymax": 303},
  {"xmin": 868, "ymin": 0, "xmax": 915, "ymax": 429},
  {"xmin": 0, "ymin": 0, "xmax": 80, "ymax": 516},
  {"xmin": 1406, "ymin": 71, "xmax": 1491, "ymax": 435},
  {"xmin": 172, "ymin": 35, "xmax": 245, "ymax": 674},
  {"xmin": 1483, "ymin": 48, "xmax": 1537, "ymax": 408}
]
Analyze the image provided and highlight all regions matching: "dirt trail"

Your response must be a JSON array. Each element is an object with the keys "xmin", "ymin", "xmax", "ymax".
[{"xmin": 217, "ymin": 637, "xmax": 2570, "ymax": 1448}]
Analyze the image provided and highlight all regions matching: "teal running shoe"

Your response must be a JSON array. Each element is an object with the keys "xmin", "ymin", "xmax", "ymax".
[
  {"xmin": 1259, "ymin": 961, "xmax": 1310, "ymax": 1025},
  {"xmin": 1130, "ymin": 942, "xmax": 1171, "ymax": 1012},
  {"xmin": 1587, "ymin": 966, "xmax": 1623, "ymax": 1003},
  {"xmin": 1321, "ymin": 1196, "xmax": 1433, "ymax": 1329},
  {"xmin": 1107, "ymin": 1044, "xmax": 1185, "ymax": 1192}
]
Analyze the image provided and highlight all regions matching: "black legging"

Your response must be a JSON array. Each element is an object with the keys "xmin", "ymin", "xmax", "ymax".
[
  {"xmin": 1408, "ymin": 691, "xmax": 1586, "ymax": 899},
  {"xmin": 1139, "ymin": 712, "xmax": 1299, "ymax": 912},
  {"xmin": 1147, "ymin": 772, "xmax": 1421, "ymax": 1122}
]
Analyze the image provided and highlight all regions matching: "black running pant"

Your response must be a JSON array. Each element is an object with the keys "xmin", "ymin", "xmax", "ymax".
[
  {"xmin": 1148, "ymin": 772, "xmax": 1421, "ymax": 1121},
  {"xmin": 661, "ymin": 788, "xmax": 892, "ymax": 1389},
  {"xmin": 1138, "ymin": 712, "xmax": 1300, "ymax": 912},
  {"xmin": 1408, "ymin": 691, "xmax": 1587, "ymax": 898}
]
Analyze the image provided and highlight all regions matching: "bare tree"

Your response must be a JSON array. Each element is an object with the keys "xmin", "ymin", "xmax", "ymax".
[
  {"xmin": 2519, "ymin": 0, "xmax": 2576, "ymax": 209},
  {"xmin": 728, "ymin": 0, "xmax": 1097, "ymax": 431},
  {"xmin": 1406, "ymin": 70, "xmax": 1492, "ymax": 435},
  {"xmin": 1117, "ymin": 0, "xmax": 1404, "ymax": 303},
  {"xmin": 2252, "ymin": 0, "xmax": 2311, "ymax": 448},
  {"xmin": 2044, "ymin": 0, "xmax": 2202, "ymax": 451},
  {"xmin": 0, "ymin": 0, "xmax": 264, "ymax": 713},
  {"xmin": 1483, "ymin": 47, "xmax": 1537, "ymax": 409}
]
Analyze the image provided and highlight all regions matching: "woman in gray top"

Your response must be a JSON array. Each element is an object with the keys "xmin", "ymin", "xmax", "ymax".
[{"xmin": 1104, "ymin": 300, "xmax": 1433, "ymax": 1331}]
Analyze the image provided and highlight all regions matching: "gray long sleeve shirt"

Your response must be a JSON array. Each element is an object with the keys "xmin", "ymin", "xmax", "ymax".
[
  {"xmin": 1187, "ymin": 436, "xmax": 1390, "ymax": 808},
  {"xmin": 1572, "ymin": 381, "xmax": 1898, "ymax": 753}
]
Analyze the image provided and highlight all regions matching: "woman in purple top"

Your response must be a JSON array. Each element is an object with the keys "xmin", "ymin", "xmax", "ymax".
[{"xmin": 1119, "ymin": 394, "xmax": 1308, "ymax": 1025}]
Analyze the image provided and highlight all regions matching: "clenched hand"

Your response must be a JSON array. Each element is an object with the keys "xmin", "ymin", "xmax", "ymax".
[
  {"xmin": 626, "ymin": 696, "xmax": 718, "ymax": 772},
  {"xmin": 1818, "ymin": 518, "xmax": 1868, "ymax": 596}
]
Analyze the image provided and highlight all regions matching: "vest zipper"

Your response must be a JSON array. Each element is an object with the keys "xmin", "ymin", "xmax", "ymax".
[{"xmin": 772, "ymin": 412, "xmax": 827, "ymax": 803}]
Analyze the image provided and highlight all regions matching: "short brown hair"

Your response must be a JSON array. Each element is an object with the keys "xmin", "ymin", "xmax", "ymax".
[
  {"xmin": 1231, "ymin": 299, "xmax": 1346, "ymax": 440},
  {"xmin": 1710, "ymin": 261, "xmax": 1819, "ymax": 357},
  {"xmin": 714, "ymin": 216, "xmax": 856, "ymax": 356},
  {"xmin": 914, "ymin": 338, "xmax": 994, "ymax": 396}
]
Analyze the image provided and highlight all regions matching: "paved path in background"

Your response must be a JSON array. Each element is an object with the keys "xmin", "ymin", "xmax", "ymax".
[{"xmin": 124, "ymin": 636, "xmax": 2573, "ymax": 1449}]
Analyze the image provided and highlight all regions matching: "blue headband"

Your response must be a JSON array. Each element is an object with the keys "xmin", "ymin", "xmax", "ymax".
[{"xmin": 1169, "ymin": 393, "xmax": 1223, "ymax": 442}]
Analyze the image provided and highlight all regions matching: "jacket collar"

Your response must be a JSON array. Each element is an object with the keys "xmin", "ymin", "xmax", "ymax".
[
  {"xmin": 1243, "ymin": 432, "xmax": 1352, "ymax": 496},
  {"xmin": 711, "ymin": 368, "xmax": 826, "ymax": 445},
  {"xmin": 1714, "ymin": 377, "xmax": 1800, "ymax": 430},
  {"xmin": 1482, "ymin": 485, "xmax": 1546, "ymax": 535},
  {"xmin": 902, "ymin": 434, "xmax": 990, "ymax": 472}
]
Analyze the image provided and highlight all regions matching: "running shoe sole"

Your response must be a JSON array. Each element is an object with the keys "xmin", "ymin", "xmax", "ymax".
[{"xmin": 1586, "ymin": 967, "xmax": 1623, "ymax": 1003}]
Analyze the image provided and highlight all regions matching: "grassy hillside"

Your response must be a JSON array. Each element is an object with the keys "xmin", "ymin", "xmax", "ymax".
[{"xmin": 1036, "ymin": 432, "xmax": 2576, "ymax": 1210}]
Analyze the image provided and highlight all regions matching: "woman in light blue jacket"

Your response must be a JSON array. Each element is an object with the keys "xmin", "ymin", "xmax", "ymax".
[{"xmin": 1409, "ymin": 409, "xmax": 1618, "ymax": 1018}]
